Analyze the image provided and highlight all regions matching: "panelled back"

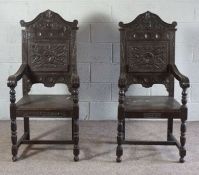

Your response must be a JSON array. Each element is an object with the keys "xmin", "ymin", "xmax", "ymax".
[
  {"xmin": 21, "ymin": 10, "xmax": 78, "ymax": 94},
  {"xmin": 119, "ymin": 11, "xmax": 177, "ymax": 96}
]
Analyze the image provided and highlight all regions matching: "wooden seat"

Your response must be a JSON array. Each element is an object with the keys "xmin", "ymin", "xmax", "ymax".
[
  {"xmin": 16, "ymin": 95, "xmax": 73, "ymax": 115},
  {"xmin": 7, "ymin": 10, "xmax": 80, "ymax": 162},
  {"xmin": 125, "ymin": 96, "xmax": 181, "ymax": 114},
  {"xmin": 116, "ymin": 11, "xmax": 190, "ymax": 163}
]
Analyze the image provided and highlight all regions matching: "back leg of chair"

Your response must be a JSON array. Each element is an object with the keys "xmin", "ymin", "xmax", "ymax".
[
  {"xmin": 24, "ymin": 118, "xmax": 30, "ymax": 140},
  {"xmin": 167, "ymin": 118, "xmax": 173, "ymax": 141}
]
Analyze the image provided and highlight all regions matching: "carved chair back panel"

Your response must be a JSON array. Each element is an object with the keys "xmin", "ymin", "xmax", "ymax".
[
  {"xmin": 27, "ymin": 40, "xmax": 70, "ymax": 72},
  {"xmin": 120, "ymin": 12, "xmax": 177, "ymax": 95},
  {"xmin": 126, "ymin": 40, "xmax": 169, "ymax": 73},
  {"xmin": 21, "ymin": 10, "xmax": 78, "ymax": 94}
]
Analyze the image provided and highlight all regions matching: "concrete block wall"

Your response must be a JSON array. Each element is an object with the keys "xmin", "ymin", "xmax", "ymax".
[{"xmin": 0, "ymin": 0, "xmax": 199, "ymax": 120}]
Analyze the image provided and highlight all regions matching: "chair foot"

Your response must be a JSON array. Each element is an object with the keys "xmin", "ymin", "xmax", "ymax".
[
  {"xmin": 179, "ymin": 157, "xmax": 185, "ymax": 163},
  {"xmin": 12, "ymin": 156, "xmax": 17, "ymax": 162},
  {"xmin": 116, "ymin": 145, "xmax": 123, "ymax": 162},
  {"xmin": 116, "ymin": 157, "xmax": 122, "ymax": 163},
  {"xmin": 179, "ymin": 148, "xmax": 186, "ymax": 163},
  {"xmin": 74, "ymin": 156, "xmax": 79, "ymax": 162},
  {"xmin": 73, "ymin": 146, "xmax": 79, "ymax": 161}
]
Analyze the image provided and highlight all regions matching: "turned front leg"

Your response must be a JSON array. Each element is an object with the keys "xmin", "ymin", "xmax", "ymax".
[
  {"xmin": 72, "ymin": 88, "xmax": 79, "ymax": 162},
  {"xmin": 179, "ymin": 87, "xmax": 188, "ymax": 163},
  {"xmin": 116, "ymin": 88, "xmax": 125, "ymax": 162},
  {"xmin": 10, "ymin": 87, "xmax": 18, "ymax": 161}
]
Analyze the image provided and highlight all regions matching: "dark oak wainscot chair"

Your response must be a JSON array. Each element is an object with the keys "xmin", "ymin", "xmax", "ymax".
[
  {"xmin": 116, "ymin": 11, "xmax": 190, "ymax": 163},
  {"xmin": 7, "ymin": 10, "xmax": 80, "ymax": 161}
]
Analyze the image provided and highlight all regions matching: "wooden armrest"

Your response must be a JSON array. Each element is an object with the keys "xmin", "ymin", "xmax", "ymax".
[
  {"xmin": 7, "ymin": 64, "xmax": 27, "ymax": 88},
  {"xmin": 169, "ymin": 64, "xmax": 190, "ymax": 88}
]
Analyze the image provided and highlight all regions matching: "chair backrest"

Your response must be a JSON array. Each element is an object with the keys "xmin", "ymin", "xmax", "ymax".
[
  {"xmin": 119, "ymin": 11, "xmax": 177, "ymax": 96},
  {"xmin": 21, "ymin": 10, "xmax": 78, "ymax": 95}
]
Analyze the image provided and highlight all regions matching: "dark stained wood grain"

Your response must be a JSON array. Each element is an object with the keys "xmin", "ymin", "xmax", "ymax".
[
  {"xmin": 7, "ymin": 10, "xmax": 80, "ymax": 162},
  {"xmin": 116, "ymin": 11, "xmax": 190, "ymax": 163}
]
